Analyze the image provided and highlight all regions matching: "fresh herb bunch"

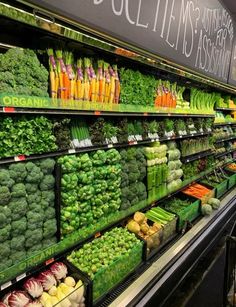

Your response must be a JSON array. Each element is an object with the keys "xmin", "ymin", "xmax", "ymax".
[
  {"xmin": 119, "ymin": 68, "xmax": 156, "ymax": 106},
  {"xmin": 89, "ymin": 118, "xmax": 106, "ymax": 145},
  {"xmin": 0, "ymin": 115, "xmax": 57, "ymax": 157},
  {"xmin": 53, "ymin": 118, "xmax": 71, "ymax": 150},
  {"xmin": 117, "ymin": 118, "xmax": 128, "ymax": 143}
]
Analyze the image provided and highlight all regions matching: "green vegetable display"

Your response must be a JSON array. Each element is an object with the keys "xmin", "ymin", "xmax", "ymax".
[
  {"xmin": 67, "ymin": 227, "xmax": 143, "ymax": 301},
  {"xmin": 167, "ymin": 142, "xmax": 183, "ymax": 192},
  {"xmin": 0, "ymin": 158, "xmax": 57, "ymax": 272},
  {"xmin": 0, "ymin": 48, "xmax": 48, "ymax": 96},
  {"xmin": 120, "ymin": 147, "xmax": 147, "ymax": 210},
  {"xmin": 181, "ymin": 137, "xmax": 211, "ymax": 157},
  {"xmin": 59, "ymin": 149, "xmax": 122, "ymax": 237},
  {"xmin": 119, "ymin": 68, "xmax": 156, "ymax": 106},
  {"xmin": 0, "ymin": 116, "xmax": 57, "ymax": 157}
]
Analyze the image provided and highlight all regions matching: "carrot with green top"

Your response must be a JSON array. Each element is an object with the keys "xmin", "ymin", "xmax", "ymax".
[
  {"xmin": 56, "ymin": 50, "xmax": 67, "ymax": 99},
  {"xmin": 113, "ymin": 65, "xmax": 120, "ymax": 103}
]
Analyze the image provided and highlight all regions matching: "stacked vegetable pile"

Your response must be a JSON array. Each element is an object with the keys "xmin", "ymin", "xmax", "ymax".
[
  {"xmin": 119, "ymin": 148, "xmax": 147, "ymax": 210},
  {"xmin": 48, "ymin": 49, "xmax": 120, "ymax": 103},
  {"xmin": 0, "ymin": 48, "xmax": 48, "ymax": 96},
  {"xmin": 67, "ymin": 227, "xmax": 143, "ymax": 301},
  {"xmin": 146, "ymin": 207, "xmax": 177, "ymax": 241},
  {"xmin": 119, "ymin": 68, "xmax": 156, "ymax": 106},
  {"xmin": 182, "ymin": 183, "xmax": 213, "ymax": 203},
  {"xmin": 1, "ymin": 262, "xmax": 86, "ymax": 307},
  {"xmin": 0, "ymin": 158, "xmax": 57, "ymax": 271},
  {"xmin": 127, "ymin": 212, "xmax": 163, "ymax": 254},
  {"xmin": 144, "ymin": 142, "xmax": 168, "ymax": 202},
  {"xmin": 167, "ymin": 142, "xmax": 183, "ymax": 192},
  {"xmin": 0, "ymin": 116, "xmax": 57, "ymax": 158},
  {"xmin": 71, "ymin": 118, "xmax": 92, "ymax": 148},
  {"xmin": 180, "ymin": 137, "xmax": 211, "ymax": 157},
  {"xmin": 190, "ymin": 89, "xmax": 219, "ymax": 111},
  {"xmin": 59, "ymin": 149, "xmax": 121, "ymax": 237}
]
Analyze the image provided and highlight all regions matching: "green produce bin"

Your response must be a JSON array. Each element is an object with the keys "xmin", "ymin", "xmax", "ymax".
[
  {"xmin": 162, "ymin": 217, "xmax": 177, "ymax": 242},
  {"xmin": 228, "ymin": 174, "xmax": 236, "ymax": 189},
  {"xmin": 215, "ymin": 179, "xmax": 228, "ymax": 198},
  {"xmin": 169, "ymin": 196, "xmax": 201, "ymax": 232}
]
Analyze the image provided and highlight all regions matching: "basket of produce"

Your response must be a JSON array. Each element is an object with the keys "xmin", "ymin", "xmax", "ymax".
[
  {"xmin": 67, "ymin": 227, "xmax": 144, "ymax": 303},
  {"xmin": 126, "ymin": 212, "xmax": 163, "ymax": 259},
  {"xmin": 146, "ymin": 207, "xmax": 177, "ymax": 243},
  {"xmin": 224, "ymin": 168, "xmax": 236, "ymax": 189},
  {"xmin": 163, "ymin": 194, "xmax": 201, "ymax": 231},
  {"xmin": 0, "ymin": 260, "xmax": 90, "ymax": 307},
  {"xmin": 225, "ymin": 163, "xmax": 236, "ymax": 173},
  {"xmin": 182, "ymin": 183, "xmax": 215, "ymax": 204},
  {"xmin": 201, "ymin": 173, "xmax": 228, "ymax": 198}
]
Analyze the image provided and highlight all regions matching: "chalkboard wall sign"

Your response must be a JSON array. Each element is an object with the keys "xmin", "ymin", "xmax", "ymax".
[
  {"xmin": 22, "ymin": 0, "xmax": 234, "ymax": 84},
  {"xmin": 228, "ymin": 31, "xmax": 236, "ymax": 87}
]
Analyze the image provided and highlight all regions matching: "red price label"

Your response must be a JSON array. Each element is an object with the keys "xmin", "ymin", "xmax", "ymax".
[
  {"xmin": 94, "ymin": 111, "xmax": 101, "ymax": 115},
  {"xmin": 143, "ymin": 112, "xmax": 148, "ymax": 116},
  {"xmin": 45, "ymin": 258, "xmax": 54, "ymax": 265},
  {"xmin": 14, "ymin": 155, "xmax": 26, "ymax": 162},
  {"xmin": 3, "ymin": 107, "xmax": 15, "ymax": 113}
]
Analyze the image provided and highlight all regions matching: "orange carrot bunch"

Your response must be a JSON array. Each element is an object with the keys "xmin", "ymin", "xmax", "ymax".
[
  {"xmin": 154, "ymin": 80, "xmax": 177, "ymax": 109},
  {"xmin": 182, "ymin": 183, "xmax": 212, "ymax": 199}
]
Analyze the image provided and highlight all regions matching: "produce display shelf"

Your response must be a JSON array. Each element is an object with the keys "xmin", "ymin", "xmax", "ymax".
[
  {"xmin": 215, "ymin": 149, "xmax": 236, "ymax": 159},
  {"xmin": 215, "ymin": 135, "xmax": 236, "ymax": 143},
  {"xmin": 181, "ymin": 149, "xmax": 213, "ymax": 163},
  {"xmin": 214, "ymin": 122, "xmax": 236, "ymax": 126},
  {"xmin": 108, "ymin": 188, "xmax": 236, "ymax": 307},
  {"xmin": 0, "ymin": 106, "xmax": 216, "ymax": 118},
  {"xmin": 215, "ymin": 107, "xmax": 236, "ymax": 111},
  {"xmin": 0, "ymin": 163, "xmax": 227, "ymax": 289},
  {"xmin": 0, "ymin": 132, "xmax": 212, "ymax": 165}
]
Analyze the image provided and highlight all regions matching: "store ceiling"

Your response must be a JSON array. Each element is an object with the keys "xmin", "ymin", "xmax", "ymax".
[{"xmin": 221, "ymin": 0, "xmax": 236, "ymax": 19}]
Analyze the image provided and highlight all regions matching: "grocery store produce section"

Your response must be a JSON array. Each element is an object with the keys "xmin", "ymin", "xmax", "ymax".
[{"xmin": 0, "ymin": 2, "xmax": 236, "ymax": 307}]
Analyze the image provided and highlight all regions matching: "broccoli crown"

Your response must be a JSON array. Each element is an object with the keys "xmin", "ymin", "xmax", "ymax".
[
  {"xmin": 10, "ymin": 235, "xmax": 25, "ymax": 251},
  {"xmin": 0, "ymin": 240, "xmax": 10, "ymax": 258},
  {"xmin": 0, "ymin": 206, "xmax": 11, "ymax": 228},
  {"xmin": 0, "ymin": 169, "xmax": 15, "ymax": 188},
  {"xmin": 39, "ymin": 158, "xmax": 55, "ymax": 174},
  {"xmin": 43, "ymin": 219, "xmax": 57, "ymax": 239},
  {"xmin": 27, "ymin": 211, "xmax": 44, "ymax": 224},
  {"xmin": 27, "ymin": 190, "xmax": 41, "ymax": 204},
  {"xmin": 10, "ymin": 250, "xmax": 26, "ymax": 265},
  {"xmin": 39, "ymin": 175, "xmax": 55, "ymax": 191},
  {"xmin": 41, "ymin": 190, "xmax": 55, "ymax": 203},
  {"xmin": 11, "ymin": 217, "xmax": 27, "ymax": 236},
  {"xmin": 44, "ymin": 207, "xmax": 56, "ymax": 220},
  {"xmin": 0, "ymin": 259, "xmax": 13, "ymax": 272},
  {"xmin": 25, "ymin": 229, "xmax": 43, "ymax": 248},
  {"xmin": 0, "ymin": 186, "xmax": 11, "ymax": 205},
  {"xmin": 0, "ymin": 224, "xmax": 11, "ymax": 243},
  {"xmin": 25, "ymin": 162, "xmax": 44, "ymax": 183},
  {"xmin": 42, "ymin": 237, "xmax": 57, "ymax": 248},
  {"xmin": 25, "ymin": 183, "xmax": 38, "ymax": 194},
  {"xmin": 120, "ymin": 200, "xmax": 131, "ymax": 210},
  {"xmin": 26, "ymin": 243, "xmax": 42, "ymax": 255},
  {"xmin": 9, "ymin": 163, "xmax": 27, "ymax": 182},
  {"xmin": 11, "ymin": 183, "xmax": 26, "ymax": 198},
  {"xmin": 8, "ymin": 198, "xmax": 28, "ymax": 221},
  {"xmin": 28, "ymin": 203, "xmax": 43, "ymax": 214}
]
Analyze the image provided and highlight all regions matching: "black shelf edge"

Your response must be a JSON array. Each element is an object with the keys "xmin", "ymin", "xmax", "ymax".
[
  {"xmin": 215, "ymin": 135, "xmax": 236, "ymax": 143},
  {"xmin": 215, "ymin": 149, "xmax": 236, "ymax": 159},
  {"xmin": 214, "ymin": 122, "xmax": 236, "ymax": 126},
  {"xmin": 0, "ymin": 132, "xmax": 212, "ymax": 165},
  {"xmin": 0, "ymin": 106, "xmax": 215, "ymax": 118},
  {"xmin": 181, "ymin": 149, "xmax": 213, "ymax": 163},
  {"xmin": 215, "ymin": 107, "xmax": 236, "ymax": 111}
]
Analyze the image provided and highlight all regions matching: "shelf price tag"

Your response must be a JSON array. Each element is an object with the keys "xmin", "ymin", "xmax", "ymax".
[
  {"xmin": 107, "ymin": 144, "xmax": 113, "ymax": 148},
  {"xmin": 1, "ymin": 281, "xmax": 12, "ymax": 290},
  {"xmin": 14, "ymin": 155, "xmax": 26, "ymax": 162},
  {"xmin": 16, "ymin": 273, "xmax": 27, "ymax": 282},
  {"xmin": 68, "ymin": 149, "xmax": 76, "ymax": 154},
  {"xmin": 143, "ymin": 112, "xmax": 148, "ymax": 116},
  {"xmin": 180, "ymin": 135, "xmax": 183, "ymax": 138},
  {"xmin": 3, "ymin": 107, "xmax": 15, "ymax": 113},
  {"xmin": 94, "ymin": 111, "xmax": 101, "ymax": 115},
  {"xmin": 45, "ymin": 258, "xmax": 54, "ymax": 265}
]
